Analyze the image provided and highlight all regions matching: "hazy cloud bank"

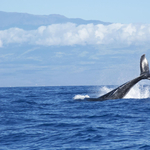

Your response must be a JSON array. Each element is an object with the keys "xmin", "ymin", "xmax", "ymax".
[{"xmin": 0, "ymin": 23, "xmax": 150, "ymax": 47}]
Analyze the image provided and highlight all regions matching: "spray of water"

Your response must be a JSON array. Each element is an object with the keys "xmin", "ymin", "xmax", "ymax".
[
  {"xmin": 100, "ymin": 84, "xmax": 150, "ymax": 99},
  {"xmin": 99, "ymin": 86, "xmax": 113, "ymax": 96},
  {"xmin": 73, "ymin": 84, "xmax": 150, "ymax": 100},
  {"xmin": 124, "ymin": 84, "xmax": 150, "ymax": 99}
]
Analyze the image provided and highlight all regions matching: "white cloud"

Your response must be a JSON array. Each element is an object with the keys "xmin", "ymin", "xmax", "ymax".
[
  {"xmin": 0, "ymin": 23, "xmax": 150, "ymax": 47},
  {"xmin": 0, "ymin": 39, "xmax": 2, "ymax": 47}
]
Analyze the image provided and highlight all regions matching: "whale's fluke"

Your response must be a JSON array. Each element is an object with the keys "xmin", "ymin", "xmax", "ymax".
[{"xmin": 140, "ymin": 54, "xmax": 150, "ymax": 79}]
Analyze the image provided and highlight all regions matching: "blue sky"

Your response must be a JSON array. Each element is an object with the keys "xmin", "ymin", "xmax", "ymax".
[
  {"xmin": 0, "ymin": 1, "xmax": 150, "ymax": 86},
  {"xmin": 0, "ymin": 0, "xmax": 150, "ymax": 23}
]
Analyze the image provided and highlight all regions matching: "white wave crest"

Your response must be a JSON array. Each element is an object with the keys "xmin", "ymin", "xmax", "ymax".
[{"xmin": 73, "ymin": 94, "xmax": 90, "ymax": 100}]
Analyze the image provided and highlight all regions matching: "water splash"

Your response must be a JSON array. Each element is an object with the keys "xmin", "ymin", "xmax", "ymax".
[
  {"xmin": 99, "ymin": 84, "xmax": 150, "ymax": 99},
  {"xmin": 99, "ymin": 86, "xmax": 113, "ymax": 96},
  {"xmin": 73, "ymin": 94, "xmax": 90, "ymax": 100},
  {"xmin": 73, "ymin": 84, "xmax": 150, "ymax": 100},
  {"xmin": 124, "ymin": 84, "xmax": 150, "ymax": 99}
]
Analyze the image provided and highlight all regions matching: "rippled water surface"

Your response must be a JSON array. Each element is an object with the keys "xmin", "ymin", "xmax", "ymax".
[{"xmin": 0, "ymin": 85, "xmax": 150, "ymax": 149}]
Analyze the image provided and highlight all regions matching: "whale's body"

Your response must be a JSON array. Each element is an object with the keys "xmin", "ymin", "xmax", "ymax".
[{"xmin": 87, "ymin": 54, "xmax": 150, "ymax": 101}]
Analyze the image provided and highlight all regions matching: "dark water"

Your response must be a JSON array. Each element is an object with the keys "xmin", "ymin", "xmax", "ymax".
[{"xmin": 0, "ymin": 86, "xmax": 150, "ymax": 150}]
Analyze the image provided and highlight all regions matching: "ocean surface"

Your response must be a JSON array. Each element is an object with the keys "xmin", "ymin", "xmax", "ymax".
[{"xmin": 1, "ymin": 85, "xmax": 150, "ymax": 150}]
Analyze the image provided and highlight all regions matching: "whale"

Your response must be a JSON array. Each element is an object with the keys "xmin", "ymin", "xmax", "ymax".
[{"xmin": 87, "ymin": 54, "xmax": 150, "ymax": 101}]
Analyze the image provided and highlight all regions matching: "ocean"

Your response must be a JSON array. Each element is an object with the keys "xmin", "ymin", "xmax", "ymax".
[{"xmin": 0, "ymin": 85, "xmax": 150, "ymax": 150}]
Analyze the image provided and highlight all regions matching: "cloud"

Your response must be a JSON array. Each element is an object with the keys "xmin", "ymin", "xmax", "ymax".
[
  {"xmin": 0, "ymin": 23, "xmax": 150, "ymax": 47},
  {"xmin": 0, "ymin": 39, "xmax": 2, "ymax": 47}
]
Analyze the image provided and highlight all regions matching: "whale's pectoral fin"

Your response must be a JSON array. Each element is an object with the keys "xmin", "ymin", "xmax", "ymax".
[{"xmin": 140, "ymin": 54, "xmax": 150, "ymax": 79}]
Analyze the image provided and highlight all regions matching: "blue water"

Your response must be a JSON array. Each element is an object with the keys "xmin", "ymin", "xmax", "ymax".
[{"xmin": 1, "ymin": 85, "xmax": 150, "ymax": 150}]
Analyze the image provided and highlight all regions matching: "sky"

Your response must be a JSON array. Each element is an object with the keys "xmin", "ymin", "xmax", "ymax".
[
  {"xmin": 0, "ymin": 0, "xmax": 150, "ymax": 23},
  {"xmin": 0, "ymin": 0, "xmax": 150, "ymax": 87}
]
